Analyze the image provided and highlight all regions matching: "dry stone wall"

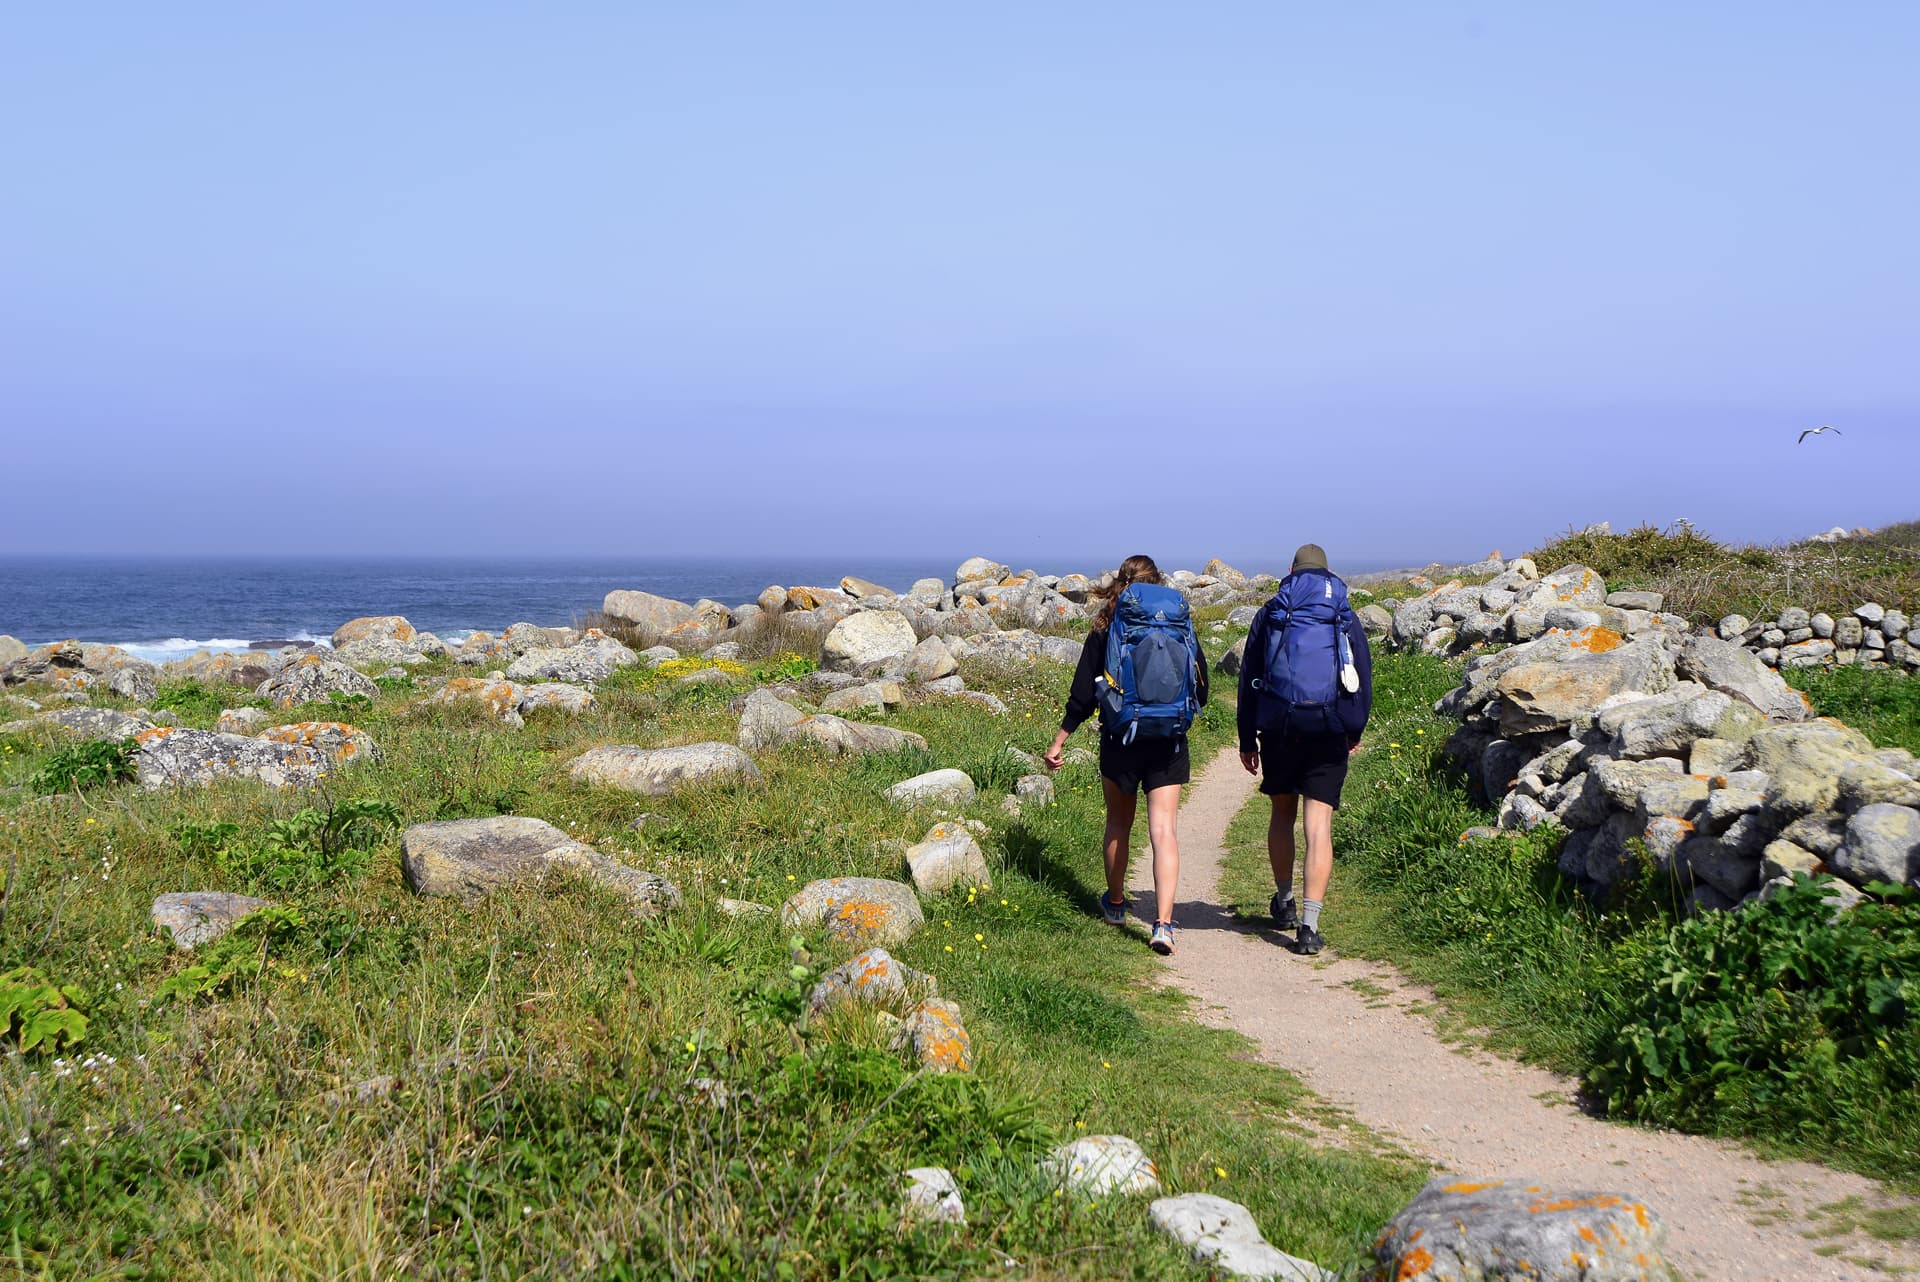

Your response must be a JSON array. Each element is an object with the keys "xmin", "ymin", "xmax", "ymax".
[{"xmin": 1428, "ymin": 564, "xmax": 1919, "ymax": 913}]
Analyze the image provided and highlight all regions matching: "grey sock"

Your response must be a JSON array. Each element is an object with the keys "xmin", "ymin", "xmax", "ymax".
[
  {"xmin": 1274, "ymin": 885, "xmax": 1295, "ymax": 904},
  {"xmin": 1301, "ymin": 898, "xmax": 1323, "ymax": 931}
]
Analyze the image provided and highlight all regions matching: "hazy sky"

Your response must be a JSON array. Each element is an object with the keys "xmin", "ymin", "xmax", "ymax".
[{"xmin": 5, "ymin": 4, "xmax": 1916, "ymax": 564}]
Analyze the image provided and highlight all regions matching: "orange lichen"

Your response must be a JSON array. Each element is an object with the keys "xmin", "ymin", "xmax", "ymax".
[
  {"xmin": 1566, "ymin": 626, "xmax": 1624, "ymax": 653},
  {"xmin": 833, "ymin": 901, "xmax": 892, "ymax": 935},
  {"xmin": 134, "ymin": 727, "xmax": 177, "ymax": 744},
  {"xmin": 1442, "ymin": 1181, "xmax": 1503, "ymax": 1195},
  {"xmin": 1529, "ymin": 1195, "xmax": 1623, "ymax": 1214},
  {"xmin": 1396, "ymin": 1247, "xmax": 1434, "ymax": 1278}
]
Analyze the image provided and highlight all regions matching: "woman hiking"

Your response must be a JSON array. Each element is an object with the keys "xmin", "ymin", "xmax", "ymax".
[{"xmin": 1043, "ymin": 555, "xmax": 1208, "ymax": 955}]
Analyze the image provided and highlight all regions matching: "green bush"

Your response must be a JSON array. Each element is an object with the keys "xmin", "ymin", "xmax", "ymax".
[
  {"xmin": 0, "ymin": 966, "xmax": 88, "ymax": 1052},
  {"xmin": 1589, "ymin": 877, "xmax": 1920, "ymax": 1174},
  {"xmin": 215, "ymin": 799, "xmax": 400, "ymax": 893},
  {"xmin": 30, "ymin": 737, "xmax": 138, "ymax": 794}
]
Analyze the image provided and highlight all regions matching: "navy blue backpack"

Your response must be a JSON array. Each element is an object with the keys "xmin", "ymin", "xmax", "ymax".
[
  {"xmin": 1253, "ymin": 570, "xmax": 1361, "ymax": 736},
  {"xmin": 1098, "ymin": 583, "xmax": 1201, "ymax": 743}
]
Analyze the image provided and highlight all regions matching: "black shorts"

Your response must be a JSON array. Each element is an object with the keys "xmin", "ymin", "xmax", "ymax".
[
  {"xmin": 1258, "ymin": 731, "xmax": 1351, "ymax": 807},
  {"xmin": 1100, "ymin": 734, "xmax": 1192, "ymax": 794}
]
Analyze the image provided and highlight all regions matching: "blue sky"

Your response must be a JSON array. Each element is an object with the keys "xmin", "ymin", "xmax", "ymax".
[{"xmin": 4, "ymin": 3, "xmax": 1915, "ymax": 564}]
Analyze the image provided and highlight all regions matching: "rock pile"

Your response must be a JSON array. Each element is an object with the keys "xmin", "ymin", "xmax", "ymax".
[
  {"xmin": 1716, "ymin": 602, "xmax": 1918, "ymax": 674},
  {"xmin": 1389, "ymin": 561, "xmax": 1695, "ymax": 657},
  {"xmin": 594, "ymin": 556, "xmax": 1279, "ymax": 654},
  {"xmin": 1435, "ymin": 567, "xmax": 1919, "ymax": 909}
]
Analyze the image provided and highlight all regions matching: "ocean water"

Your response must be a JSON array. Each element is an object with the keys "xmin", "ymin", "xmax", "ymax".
[
  {"xmin": 0, "ymin": 553, "xmax": 1418, "ymax": 665},
  {"xmin": 0, "ymin": 557, "xmax": 962, "ymax": 663}
]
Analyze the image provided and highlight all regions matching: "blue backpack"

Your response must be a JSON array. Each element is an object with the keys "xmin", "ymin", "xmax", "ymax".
[
  {"xmin": 1098, "ymin": 583, "xmax": 1202, "ymax": 743},
  {"xmin": 1253, "ymin": 570, "xmax": 1360, "ymax": 736}
]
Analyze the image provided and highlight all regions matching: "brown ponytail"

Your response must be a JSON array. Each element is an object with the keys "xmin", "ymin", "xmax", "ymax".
[{"xmin": 1091, "ymin": 554, "xmax": 1164, "ymax": 632}]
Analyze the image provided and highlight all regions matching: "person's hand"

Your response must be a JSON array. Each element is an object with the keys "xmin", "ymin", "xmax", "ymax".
[
  {"xmin": 1348, "ymin": 739, "xmax": 1363, "ymax": 757},
  {"xmin": 1044, "ymin": 731, "xmax": 1069, "ymax": 772},
  {"xmin": 1239, "ymin": 750, "xmax": 1260, "ymax": 775}
]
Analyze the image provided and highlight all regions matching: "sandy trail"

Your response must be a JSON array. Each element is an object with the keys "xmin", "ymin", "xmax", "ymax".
[{"xmin": 1119, "ymin": 744, "xmax": 1918, "ymax": 1282}]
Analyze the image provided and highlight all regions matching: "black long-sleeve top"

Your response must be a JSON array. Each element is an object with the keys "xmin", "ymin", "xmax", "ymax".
[{"xmin": 1060, "ymin": 627, "xmax": 1210, "ymax": 736}]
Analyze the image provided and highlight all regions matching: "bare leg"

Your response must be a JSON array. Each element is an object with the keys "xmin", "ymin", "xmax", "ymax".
[
  {"xmin": 1267, "ymin": 793, "xmax": 1300, "ymax": 894},
  {"xmin": 1302, "ymin": 797, "xmax": 1336, "ymax": 903},
  {"xmin": 1144, "ymin": 782, "xmax": 1183, "ymax": 923},
  {"xmin": 1100, "ymin": 777, "xmax": 1138, "ymax": 907}
]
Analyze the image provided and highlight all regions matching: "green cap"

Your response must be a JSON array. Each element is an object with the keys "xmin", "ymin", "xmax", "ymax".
[{"xmin": 1291, "ymin": 543, "xmax": 1329, "ymax": 573}]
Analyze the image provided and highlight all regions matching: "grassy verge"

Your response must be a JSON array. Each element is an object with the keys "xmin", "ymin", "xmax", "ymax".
[
  {"xmin": 0, "ymin": 650, "xmax": 1423, "ymax": 1278},
  {"xmin": 1217, "ymin": 650, "xmax": 1920, "ymax": 1190},
  {"xmin": 1785, "ymin": 664, "xmax": 1920, "ymax": 756}
]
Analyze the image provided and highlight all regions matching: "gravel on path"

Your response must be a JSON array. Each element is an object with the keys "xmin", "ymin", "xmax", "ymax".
[{"xmin": 1118, "ymin": 743, "xmax": 1918, "ymax": 1282}]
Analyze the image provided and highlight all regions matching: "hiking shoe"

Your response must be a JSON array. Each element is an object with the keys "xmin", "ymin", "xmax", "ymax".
[
  {"xmin": 1101, "ymin": 894, "xmax": 1127, "ymax": 926},
  {"xmin": 1269, "ymin": 891, "xmax": 1299, "ymax": 931},
  {"xmin": 1149, "ymin": 921, "xmax": 1176, "ymax": 955},
  {"xmin": 1294, "ymin": 924, "xmax": 1324, "ymax": 956}
]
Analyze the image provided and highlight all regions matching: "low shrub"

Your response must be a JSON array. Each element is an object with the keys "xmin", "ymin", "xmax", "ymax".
[
  {"xmin": 1526, "ymin": 519, "xmax": 1920, "ymax": 622},
  {"xmin": 1589, "ymin": 877, "xmax": 1920, "ymax": 1175},
  {"xmin": 29, "ymin": 737, "xmax": 137, "ymax": 794}
]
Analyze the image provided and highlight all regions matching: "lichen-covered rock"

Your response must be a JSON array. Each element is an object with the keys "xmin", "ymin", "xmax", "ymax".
[
  {"xmin": 1150, "ymin": 1193, "xmax": 1332, "ymax": 1282},
  {"xmin": 518, "ymin": 682, "xmax": 596, "ymax": 717},
  {"xmin": 601, "ymin": 588, "xmax": 696, "ymax": 635},
  {"xmin": 1597, "ymin": 685, "xmax": 1761, "ymax": 761},
  {"xmin": 256, "ymin": 720, "xmax": 379, "ymax": 765},
  {"xmin": 1014, "ymin": 773, "xmax": 1055, "ymax": 808},
  {"xmin": 820, "ymin": 681, "xmax": 902, "ymax": 712},
  {"xmin": 1369, "ymin": 1177, "xmax": 1667, "ymax": 1282},
  {"xmin": 501, "ymin": 622, "xmax": 578, "ymax": 654},
  {"xmin": 905, "ymin": 822, "xmax": 991, "ymax": 895},
  {"xmin": 807, "ymin": 946, "xmax": 934, "ymax": 1010},
  {"xmin": 504, "ymin": 631, "xmax": 638, "ymax": 684},
  {"xmin": 256, "ymin": 653, "xmax": 379, "ymax": 709},
  {"xmin": 333, "ymin": 635, "xmax": 442, "ymax": 667},
  {"xmin": 133, "ymin": 727, "xmax": 327, "ymax": 791},
  {"xmin": 1745, "ymin": 721, "xmax": 1879, "ymax": 819},
  {"xmin": 736, "ymin": 689, "xmax": 928, "ymax": 757},
  {"xmin": 568, "ymin": 743, "xmax": 763, "ymax": 795},
  {"xmin": 1045, "ymin": 1135, "xmax": 1161, "ymax": 1197},
  {"xmin": 162, "ymin": 648, "xmax": 283, "ymax": 687},
  {"xmin": 1831, "ymin": 804, "xmax": 1920, "ymax": 889},
  {"xmin": 783, "ymin": 877, "xmax": 924, "ymax": 947},
  {"xmin": 821, "ymin": 609, "xmax": 920, "ymax": 675},
  {"xmin": 0, "ymin": 706, "xmax": 154, "ymax": 741},
  {"xmin": 894, "ymin": 998, "xmax": 973, "ymax": 1072},
  {"xmin": 1493, "ymin": 632, "xmax": 1675, "ymax": 736},
  {"xmin": 907, "ymin": 634, "xmax": 958, "ymax": 681},
  {"xmin": 2, "ymin": 639, "xmax": 158, "ymax": 703},
  {"xmin": 1674, "ymin": 634, "xmax": 1811, "ymax": 722},
  {"xmin": 400, "ymin": 816, "xmax": 678, "ymax": 916},
  {"xmin": 429, "ymin": 677, "xmax": 531, "ymax": 725},
  {"xmin": 152, "ymin": 891, "xmax": 272, "ymax": 950},
  {"xmin": 956, "ymin": 556, "xmax": 1010, "ymax": 583},
  {"xmin": 332, "ymin": 616, "xmax": 416, "ymax": 648},
  {"xmin": 215, "ymin": 706, "xmax": 272, "ymax": 735},
  {"xmin": 903, "ymin": 1167, "xmax": 966, "ymax": 1226},
  {"xmin": 885, "ymin": 768, "xmax": 977, "ymax": 809}
]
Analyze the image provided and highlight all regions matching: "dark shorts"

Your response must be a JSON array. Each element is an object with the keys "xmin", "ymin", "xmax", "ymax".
[
  {"xmin": 1100, "ymin": 734, "xmax": 1192, "ymax": 794},
  {"xmin": 1258, "ymin": 732, "xmax": 1351, "ymax": 807}
]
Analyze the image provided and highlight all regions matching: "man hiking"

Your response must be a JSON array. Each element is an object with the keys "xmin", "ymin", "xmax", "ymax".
[{"xmin": 1236, "ymin": 543, "xmax": 1373, "ymax": 954}]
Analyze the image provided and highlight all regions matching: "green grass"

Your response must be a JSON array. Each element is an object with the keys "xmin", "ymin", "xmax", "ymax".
[
  {"xmin": 0, "ymin": 649, "xmax": 1424, "ymax": 1278},
  {"xmin": 1786, "ymin": 664, "xmax": 1920, "ymax": 756},
  {"xmin": 1219, "ymin": 650, "xmax": 1920, "ymax": 1189},
  {"xmin": 1526, "ymin": 519, "xmax": 1920, "ymax": 623}
]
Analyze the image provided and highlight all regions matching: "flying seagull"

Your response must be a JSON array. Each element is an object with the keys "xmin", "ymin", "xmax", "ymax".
[{"xmin": 1798, "ymin": 425, "xmax": 1841, "ymax": 443}]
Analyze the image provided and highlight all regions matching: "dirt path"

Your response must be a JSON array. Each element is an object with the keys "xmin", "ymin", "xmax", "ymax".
[{"xmin": 1122, "ymin": 744, "xmax": 1919, "ymax": 1282}]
